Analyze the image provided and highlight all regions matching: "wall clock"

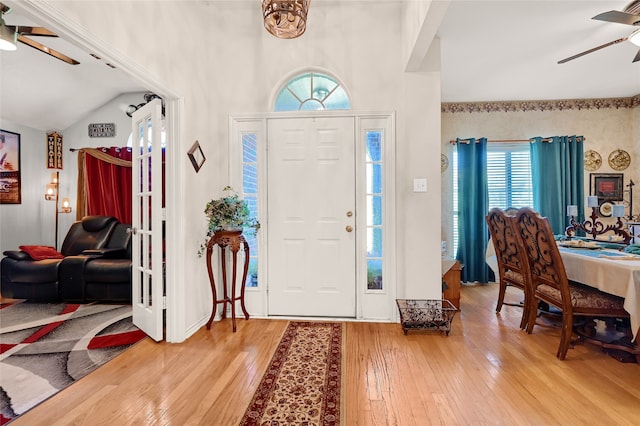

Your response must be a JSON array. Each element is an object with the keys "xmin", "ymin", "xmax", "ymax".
[
  {"xmin": 441, "ymin": 154, "xmax": 449, "ymax": 172},
  {"xmin": 608, "ymin": 149, "xmax": 630, "ymax": 171},
  {"xmin": 599, "ymin": 201, "xmax": 613, "ymax": 218},
  {"xmin": 583, "ymin": 150, "xmax": 602, "ymax": 171}
]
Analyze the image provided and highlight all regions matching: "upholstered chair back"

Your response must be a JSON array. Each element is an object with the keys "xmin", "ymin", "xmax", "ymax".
[{"xmin": 60, "ymin": 216, "xmax": 118, "ymax": 256}]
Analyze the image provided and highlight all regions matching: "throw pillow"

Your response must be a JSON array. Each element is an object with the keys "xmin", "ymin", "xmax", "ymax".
[{"xmin": 19, "ymin": 245, "xmax": 64, "ymax": 261}]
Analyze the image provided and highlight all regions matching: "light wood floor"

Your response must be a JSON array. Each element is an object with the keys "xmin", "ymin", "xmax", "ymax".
[{"xmin": 12, "ymin": 284, "xmax": 640, "ymax": 425}]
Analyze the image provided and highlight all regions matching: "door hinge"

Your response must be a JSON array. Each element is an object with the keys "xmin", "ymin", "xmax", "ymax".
[{"xmin": 163, "ymin": 295, "xmax": 167, "ymax": 310}]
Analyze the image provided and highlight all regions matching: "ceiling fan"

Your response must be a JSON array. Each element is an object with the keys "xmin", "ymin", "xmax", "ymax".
[
  {"xmin": 558, "ymin": 0, "xmax": 640, "ymax": 64},
  {"xmin": 0, "ymin": 2, "xmax": 79, "ymax": 65}
]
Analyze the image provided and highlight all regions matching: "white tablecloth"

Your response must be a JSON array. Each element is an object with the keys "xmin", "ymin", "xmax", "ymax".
[
  {"xmin": 558, "ymin": 247, "xmax": 640, "ymax": 341},
  {"xmin": 485, "ymin": 239, "xmax": 640, "ymax": 341}
]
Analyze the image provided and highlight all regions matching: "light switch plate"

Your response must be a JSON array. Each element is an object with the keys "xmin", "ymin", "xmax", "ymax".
[{"xmin": 413, "ymin": 178, "xmax": 427, "ymax": 193}]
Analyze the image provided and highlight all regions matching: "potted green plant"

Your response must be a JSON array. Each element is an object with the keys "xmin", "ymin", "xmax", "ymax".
[{"xmin": 198, "ymin": 186, "xmax": 259, "ymax": 256}]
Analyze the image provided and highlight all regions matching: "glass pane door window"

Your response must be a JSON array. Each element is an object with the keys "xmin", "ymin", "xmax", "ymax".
[
  {"xmin": 242, "ymin": 133, "xmax": 259, "ymax": 287},
  {"xmin": 366, "ymin": 131, "xmax": 383, "ymax": 290}
]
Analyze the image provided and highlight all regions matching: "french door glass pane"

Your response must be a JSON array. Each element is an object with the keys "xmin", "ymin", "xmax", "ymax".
[
  {"xmin": 367, "ymin": 195, "xmax": 382, "ymax": 226},
  {"xmin": 366, "ymin": 164, "xmax": 382, "ymax": 194},
  {"xmin": 367, "ymin": 259, "xmax": 383, "ymax": 290},
  {"xmin": 368, "ymin": 228, "xmax": 383, "ymax": 257},
  {"xmin": 242, "ymin": 134, "xmax": 259, "ymax": 288},
  {"xmin": 366, "ymin": 134, "xmax": 381, "ymax": 161}
]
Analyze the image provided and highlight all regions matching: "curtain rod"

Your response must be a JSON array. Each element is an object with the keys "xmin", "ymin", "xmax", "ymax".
[
  {"xmin": 449, "ymin": 136, "xmax": 584, "ymax": 144},
  {"xmin": 69, "ymin": 147, "xmax": 132, "ymax": 152},
  {"xmin": 449, "ymin": 138, "xmax": 533, "ymax": 144}
]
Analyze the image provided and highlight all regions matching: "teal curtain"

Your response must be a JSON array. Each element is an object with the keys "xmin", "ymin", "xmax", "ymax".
[
  {"xmin": 530, "ymin": 135, "xmax": 584, "ymax": 234},
  {"xmin": 456, "ymin": 138, "xmax": 490, "ymax": 283}
]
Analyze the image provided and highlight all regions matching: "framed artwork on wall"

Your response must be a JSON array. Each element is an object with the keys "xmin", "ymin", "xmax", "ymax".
[
  {"xmin": 0, "ymin": 129, "xmax": 21, "ymax": 204},
  {"xmin": 590, "ymin": 173, "xmax": 623, "ymax": 202},
  {"xmin": 187, "ymin": 140, "xmax": 206, "ymax": 172}
]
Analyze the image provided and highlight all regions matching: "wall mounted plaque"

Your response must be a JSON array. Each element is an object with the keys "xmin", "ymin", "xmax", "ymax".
[
  {"xmin": 46, "ymin": 131, "xmax": 63, "ymax": 170},
  {"xmin": 88, "ymin": 123, "xmax": 116, "ymax": 138}
]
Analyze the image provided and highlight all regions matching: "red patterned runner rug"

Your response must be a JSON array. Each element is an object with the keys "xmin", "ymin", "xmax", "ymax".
[
  {"xmin": 240, "ymin": 321, "xmax": 344, "ymax": 425},
  {"xmin": 0, "ymin": 301, "xmax": 146, "ymax": 425}
]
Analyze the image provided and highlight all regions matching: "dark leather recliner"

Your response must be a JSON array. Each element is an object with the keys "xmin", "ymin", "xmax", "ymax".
[
  {"xmin": 1, "ymin": 216, "xmax": 128, "ymax": 302},
  {"xmin": 59, "ymin": 222, "xmax": 132, "ymax": 303}
]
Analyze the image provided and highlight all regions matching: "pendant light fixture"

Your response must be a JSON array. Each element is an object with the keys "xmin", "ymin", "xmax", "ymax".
[{"xmin": 262, "ymin": 0, "xmax": 310, "ymax": 39}]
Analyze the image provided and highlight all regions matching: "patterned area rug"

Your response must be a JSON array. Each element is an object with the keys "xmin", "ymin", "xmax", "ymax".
[
  {"xmin": 0, "ymin": 301, "xmax": 146, "ymax": 424},
  {"xmin": 240, "ymin": 321, "xmax": 344, "ymax": 425}
]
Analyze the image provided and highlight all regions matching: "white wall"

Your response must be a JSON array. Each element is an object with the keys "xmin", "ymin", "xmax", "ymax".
[
  {"xmin": 8, "ymin": 1, "xmax": 443, "ymax": 338},
  {"xmin": 0, "ymin": 120, "xmax": 52, "ymax": 253}
]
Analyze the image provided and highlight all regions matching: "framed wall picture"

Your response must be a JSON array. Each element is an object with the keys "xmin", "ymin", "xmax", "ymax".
[
  {"xmin": 590, "ymin": 173, "xmax": 623, "ymax": 202},
  {"xmin": 187, "ymin": 140, "xmax": 206, "ymax": 172},
  {"xmin": 0, "ymin": 129, "xmax": 22, "ymax": 204}
]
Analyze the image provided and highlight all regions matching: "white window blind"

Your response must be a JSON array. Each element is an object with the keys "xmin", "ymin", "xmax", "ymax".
[
  {"xmin": 487, "ymin": 143, "xmax": 533, "ymax": 209},
  {"xmin": 452, "ymin": 143, "xmax": 533, "ymax": 255}
]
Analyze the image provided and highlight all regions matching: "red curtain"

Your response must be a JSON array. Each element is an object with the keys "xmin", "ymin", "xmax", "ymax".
[{"xmin": 80, "ymin": 147, "xmax": 132, "ymax": 224}]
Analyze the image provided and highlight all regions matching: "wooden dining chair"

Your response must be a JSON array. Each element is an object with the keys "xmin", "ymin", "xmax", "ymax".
[
  {"xmin": 513, "ymin": 207, "xmax": 629, "ymax": 360},
  {"xmin": 485, "ymin": 208, "xmax": 532, "ymax": 330}
]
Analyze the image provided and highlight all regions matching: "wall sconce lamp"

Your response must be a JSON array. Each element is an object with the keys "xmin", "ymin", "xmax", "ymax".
[{"xmin": 44, "ymin": 171, "xmax": 72, "ymax": 249}]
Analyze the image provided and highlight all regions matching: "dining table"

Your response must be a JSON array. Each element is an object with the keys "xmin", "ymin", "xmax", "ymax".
[
  {"xmin": 486, "ymin": 239, "xmax": 640, "ymax": 342},
  {"xmin": 556, "ymin": 244, "xmax": 640, "ymax": 342}
]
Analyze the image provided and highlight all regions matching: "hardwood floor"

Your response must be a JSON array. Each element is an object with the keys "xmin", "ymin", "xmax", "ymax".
[{"xmin": 12, "ymin": 284, "xmax": 640, "ymax": 425}]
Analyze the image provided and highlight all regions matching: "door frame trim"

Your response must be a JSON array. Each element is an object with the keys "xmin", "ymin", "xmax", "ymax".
[{"xmin": 230, "ymin": 111, "xmax": 396, "ymax": 321}]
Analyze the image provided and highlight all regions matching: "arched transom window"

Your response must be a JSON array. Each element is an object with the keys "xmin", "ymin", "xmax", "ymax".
[{"xmin": 274, "ymin": 72, "xmax": 351, "ymax": 111}]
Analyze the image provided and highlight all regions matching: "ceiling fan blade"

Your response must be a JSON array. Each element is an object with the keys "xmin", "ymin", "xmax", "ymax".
[
  {"xmin": 592, "ymin": 10, "xmax": 640, "ymax": 26},
  {"xmin": 558, "ymin": 37, "xmax": 628, "ymax": 64},
  {"xmin": 6, "ymin": 25, "xmax": 58, "ymax": 37},
  {"xmin": 633, "ymin": 48, "xmax": 640, "ymax": 62},
  {"xmin": 17, "ymin": 34, "xmax": 80, "ymax": 65}
]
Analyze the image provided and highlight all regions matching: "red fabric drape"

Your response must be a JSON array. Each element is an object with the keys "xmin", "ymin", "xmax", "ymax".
[{"xmin": 84, "ymin": 147, "xmax": 133, "ymax": 224}]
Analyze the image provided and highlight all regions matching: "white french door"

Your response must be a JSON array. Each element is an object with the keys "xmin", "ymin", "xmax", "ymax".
[
  {"xmin": 131, "ymin": 98, "xmax": 164, "ymax": 341},
  {"xmin": 267, "ymin": 117, "xmax": 356, "ymax": 317}
]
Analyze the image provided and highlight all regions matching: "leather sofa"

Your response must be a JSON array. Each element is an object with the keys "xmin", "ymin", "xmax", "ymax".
[{"xmin": 1, "ymin": 215, "xmax": 132, "ymax": 303}]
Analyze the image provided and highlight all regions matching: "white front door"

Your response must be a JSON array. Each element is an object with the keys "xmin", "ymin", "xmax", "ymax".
[
  {"xmin": 131, "ymin": 99, "xmax": 164, "ymax": 341},
  {"xmin": 267, "ymin": 116, "xmax": 356, "ymax": 317}
]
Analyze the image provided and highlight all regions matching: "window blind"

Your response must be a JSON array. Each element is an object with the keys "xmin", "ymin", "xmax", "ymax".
[{"xmin": 452, "ymin": 143, "xmax": 533, "ymax": 255}]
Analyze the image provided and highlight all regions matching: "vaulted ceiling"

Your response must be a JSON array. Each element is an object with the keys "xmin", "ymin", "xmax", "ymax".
[{"xmin": 1, "ymin": 1, "xmax": 639, "ymax": 132}]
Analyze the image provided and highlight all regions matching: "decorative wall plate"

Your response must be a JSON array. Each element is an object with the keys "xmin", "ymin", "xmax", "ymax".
[
  {"xmin": 608, "ymin": 149, "xmax": 630, "ymax": 171},
  {"xmin": 441, "ymin": 154, "xmax": 449, "ymax": 172},
  {"xmin": 583, "ymin": 150, "xmax": 602, "ymax": 171}
]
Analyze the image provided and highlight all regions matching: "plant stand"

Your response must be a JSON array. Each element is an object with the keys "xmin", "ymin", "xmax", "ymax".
[{"xmin": 205, "ymin": 229, "xmax": 250, "ymax": 332}]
